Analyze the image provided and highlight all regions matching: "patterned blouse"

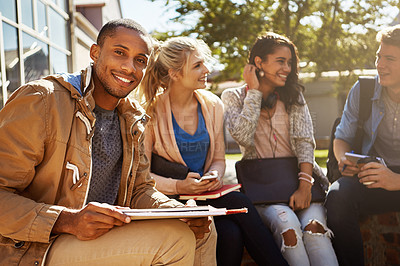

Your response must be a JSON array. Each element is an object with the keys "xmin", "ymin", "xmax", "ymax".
[{"xmin": 221, "ymin": 85, "xmax": 329, "ymax": 190}]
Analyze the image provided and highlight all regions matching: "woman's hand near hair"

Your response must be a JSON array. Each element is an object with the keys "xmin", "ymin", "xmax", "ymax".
[
  {"xmin": 176, "ymin": 172, "xmax": 215, "ymax": 195},
  {"xmin": 243, "ymin": 64, "xmax": 259, "ymax": 90}
]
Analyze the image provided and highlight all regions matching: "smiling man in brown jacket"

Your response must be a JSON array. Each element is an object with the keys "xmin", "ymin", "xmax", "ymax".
[{"xmin": 0, "ymin": 19, "xmax": 216, "ymax": 265}]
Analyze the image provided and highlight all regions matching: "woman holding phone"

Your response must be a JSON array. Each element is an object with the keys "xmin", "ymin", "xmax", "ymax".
[
  {"xmin": 221, "ymin": 32, "xmax": 338, "ymax": 265},
  {"xmin": 139, "ymin": 36, "xmax": 288, "ymax": 266}
]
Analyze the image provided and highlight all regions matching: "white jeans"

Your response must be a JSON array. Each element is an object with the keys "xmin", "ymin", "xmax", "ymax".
[{"xmin": 256, "ymin": 203, "xmax": 338, "ymax": 266}]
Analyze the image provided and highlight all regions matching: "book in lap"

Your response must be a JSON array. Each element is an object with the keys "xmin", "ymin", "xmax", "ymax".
[
  {"xmin": 179, "ymin": 184, "xmax": 241, "ymax": 200},
  {"xmin": 122, "ymin": 205, "xmax": 248, "ymax": 220}
]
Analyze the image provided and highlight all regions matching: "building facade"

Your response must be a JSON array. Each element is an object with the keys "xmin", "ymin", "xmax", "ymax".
[{"xmin": 0, "ymin": 0, "xmax": 122, "ymax": 108}]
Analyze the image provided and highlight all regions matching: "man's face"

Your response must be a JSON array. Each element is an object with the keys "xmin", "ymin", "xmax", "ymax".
[
  {"xmin": 375, "ymin": 42, "xmax": 400, "ymax": 91},
  {"xmin": 90, "ymin": 27, "xmax": 151, "ymax": 101}
]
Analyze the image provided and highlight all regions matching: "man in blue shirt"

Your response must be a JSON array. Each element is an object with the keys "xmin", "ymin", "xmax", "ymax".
[{"xmin": 325, "ymin": 24, "xmax": 400, "ymax": 265}]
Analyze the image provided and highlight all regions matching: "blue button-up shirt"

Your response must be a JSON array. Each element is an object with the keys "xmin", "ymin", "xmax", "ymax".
[{"xmin": 335, "ymin": 76, "xmax": 385, "ymax": 155}]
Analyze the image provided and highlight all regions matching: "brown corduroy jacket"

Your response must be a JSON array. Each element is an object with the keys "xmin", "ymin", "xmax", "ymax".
[{"xmin": 0, "ymin": 66, "xmax": 180, "ymax": 265}]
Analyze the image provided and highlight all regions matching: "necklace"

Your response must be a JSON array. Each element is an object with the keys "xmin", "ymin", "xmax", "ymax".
[{"xmin": 266, "ymin": 110, "xmax": 277, "ymax": 158}]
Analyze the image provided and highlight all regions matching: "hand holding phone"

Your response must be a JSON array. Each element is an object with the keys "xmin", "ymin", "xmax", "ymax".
[
  {"xmin": 195, "ymin": 172, "xmax": 218, "ymax": 183},
  {"xmin": 356, "ymin": 155, "xmax": 385, "ymax": 185}
]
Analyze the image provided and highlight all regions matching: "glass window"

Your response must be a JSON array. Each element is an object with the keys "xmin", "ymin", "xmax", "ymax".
[
  {"xmin": 0, "ymin": 0, "xmax": 17, "ymax": 22},
  {"xmin": 37, "ymin": 0, "xmax": 48, "ymax": 37},
  {"xmin": 21, "ymin": 0, "xmax": 34, "ymax": 28},
  {"xmin": 0, "ymin": 55, "xmax": 2, "ymax": 108},
  {"xmin": 50, "ymin": 47, "xmax": 68, "ymax": 74},
  {"xmin": 49, "ymin": 7, "xmax": 67, "ymax": 49},
  {"xmin": 3, "ymin": 22, "xmax": 21, "ymax": 94},
  {"xmin": 58, "ymin": 0, "xmax": 67, "ymax": 12},
  {"xmin": 22, "ymin": 33, "xmax": 49, "ymax": 83}
]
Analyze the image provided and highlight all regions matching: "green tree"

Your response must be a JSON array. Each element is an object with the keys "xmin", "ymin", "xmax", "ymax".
[{"xmin": 150, "ymin": 0, "xmax": 399, "ymax": 89}]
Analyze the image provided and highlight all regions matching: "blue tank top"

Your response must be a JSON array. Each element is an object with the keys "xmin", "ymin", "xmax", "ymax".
[{"xmin": 172, "ymin": 103, "xmax": 210, "ymax": 176}]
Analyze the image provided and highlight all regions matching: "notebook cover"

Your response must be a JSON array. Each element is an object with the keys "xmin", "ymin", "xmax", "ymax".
[{"xmin": 179, "ymin": 184, "xmax": 242, "ymax": 200}]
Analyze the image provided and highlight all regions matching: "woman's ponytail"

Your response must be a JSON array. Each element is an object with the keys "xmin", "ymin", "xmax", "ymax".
[{"xmin": 138, "ymin": 42, "xmax": 165, "ymax": 115}]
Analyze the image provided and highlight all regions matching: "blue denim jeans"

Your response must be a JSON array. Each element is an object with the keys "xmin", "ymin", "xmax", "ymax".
[
  {"xmin": 325, "ymin": 174, "xmax": 400, "ymax": 266},
  {"xmin": 256, "ymin": 203, "xmax": 338, "ymax": 266}
]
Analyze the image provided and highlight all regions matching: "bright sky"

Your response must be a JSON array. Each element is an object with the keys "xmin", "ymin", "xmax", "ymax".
[{"xmin": 120, "ymin": 0, "xmax": 184, "ymax": 33}]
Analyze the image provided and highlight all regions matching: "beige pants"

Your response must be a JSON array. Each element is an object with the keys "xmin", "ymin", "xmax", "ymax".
[
  {"xmin": 194, "ymin": 218, "xmax": 217, "ymax": 266},
  {"xmin": 45, "ymin": 219, "xmax": 216, "ymax": 266}
]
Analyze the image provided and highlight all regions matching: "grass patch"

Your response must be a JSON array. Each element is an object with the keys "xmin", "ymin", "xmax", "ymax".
[
  {"xmin": 315, "ymin": 149, "xmax": 328, "ymax": 168},
  {"xmin": 315, "ymin": 149, "xmax": 328, "ymax": 158},
  {"xmin": 226, "ymin": 149, "xmax": 328, "ymax": 168},
  {"xmin": 225, "ymin": 153, "xmax": 242, "ymax": 161}
]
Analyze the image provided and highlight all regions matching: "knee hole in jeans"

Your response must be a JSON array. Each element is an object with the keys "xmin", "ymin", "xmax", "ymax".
[
  {"xmin": 304, "ymin": 220, "xmax": 326, "ymax": 234},
  {"xmin": 282, "ymin": 229, "xmax": 297, "ymax": 247}
]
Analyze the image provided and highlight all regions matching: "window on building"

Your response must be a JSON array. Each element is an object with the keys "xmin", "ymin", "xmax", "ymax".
[
  {"xmin": 21, "ymin": 0, "xmax": 34, "ymax": 29},
  {"xmin": 23, "ymin": 32, "xmax": 49, "ymax": 83},
  {"xmin": 0, "ymin": 0, "xmax": 17, "ymax": 22},
  {"xmin": 59, "ymin": 0, "xmax": 68, "ymax": 12},
  {"xmin": 50, "ymin": 47, "xmax": 68, "ymax": 74},
  {"xmin": 0, "ymin": 0, "xmax": 70, "ymax": 107},
  {"xmin": 0, "ymin": 49, "xmax": 2, "ymax": 106},
  {"xmin": 50, "ymin": 0, "xmax": 67, "ymax": 11},
  {"xmin": 37, "ymin": 0, "xmax": 48, "ymax": 37},
  {"xmin": 49, "ymin": 7, "xmax": 68, "ymax": 50},
  {"xmin": 3, "ymin": 22, "xmax": 21, "ymax": 95}
]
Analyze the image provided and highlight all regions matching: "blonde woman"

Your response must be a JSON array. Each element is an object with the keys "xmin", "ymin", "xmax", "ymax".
[{"xmin": 139, "ymin": 37, "xmax": 288, "ymax": 266}]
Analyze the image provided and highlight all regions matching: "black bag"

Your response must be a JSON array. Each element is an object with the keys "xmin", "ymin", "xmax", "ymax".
[
  {"xmin": 150, "ymin": 153, "xmax": 189, "ymax": 180},
  {"xmin": 326, "ymin": 76, "xmax": 376, "ymax": 183},
  {"xmin": 326, "ymin": 117, "xmax": 343, "ymax": 183},
  {"xmin": 235, "ymin": 157, "xmax": 326, "ymax": 205}
]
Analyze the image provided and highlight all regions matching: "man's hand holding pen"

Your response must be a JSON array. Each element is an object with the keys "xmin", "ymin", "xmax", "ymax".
[{"xmin": 338, "ymin": 156, "xmax": 359, "ymax": 176}]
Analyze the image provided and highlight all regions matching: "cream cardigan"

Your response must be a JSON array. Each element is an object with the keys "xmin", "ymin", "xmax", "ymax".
[
  {"xmin": 144, "ymin": 89, "xmax": 226, "ymax": 195},
  {"xmin": 221, "ymin": 85, "xmax": 329, "ymax": 190}
]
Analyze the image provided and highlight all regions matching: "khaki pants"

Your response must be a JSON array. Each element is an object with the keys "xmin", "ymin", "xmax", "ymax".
[
  {"xmin": 194, "ymin": 218, "xmax": 217, "ymax": 266},
  {"xmin": 45, "ymin": 219, "xmax": 216, "ymax": 266}
]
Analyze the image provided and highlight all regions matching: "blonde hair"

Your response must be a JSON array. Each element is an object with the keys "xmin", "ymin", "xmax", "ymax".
[{"xmin": 138, "ymin": 36, "xmax": 212, "ymax": 114}]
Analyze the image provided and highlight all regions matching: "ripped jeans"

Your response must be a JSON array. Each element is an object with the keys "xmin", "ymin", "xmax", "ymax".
[{"xmin": 256, "ymin": 203, "xmax": 338, "ymax": 266}]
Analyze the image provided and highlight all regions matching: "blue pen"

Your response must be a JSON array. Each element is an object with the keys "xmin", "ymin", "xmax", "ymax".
[{"xmin": 342, "ymin": 150, "xmax": 354, "ymax": 172}]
